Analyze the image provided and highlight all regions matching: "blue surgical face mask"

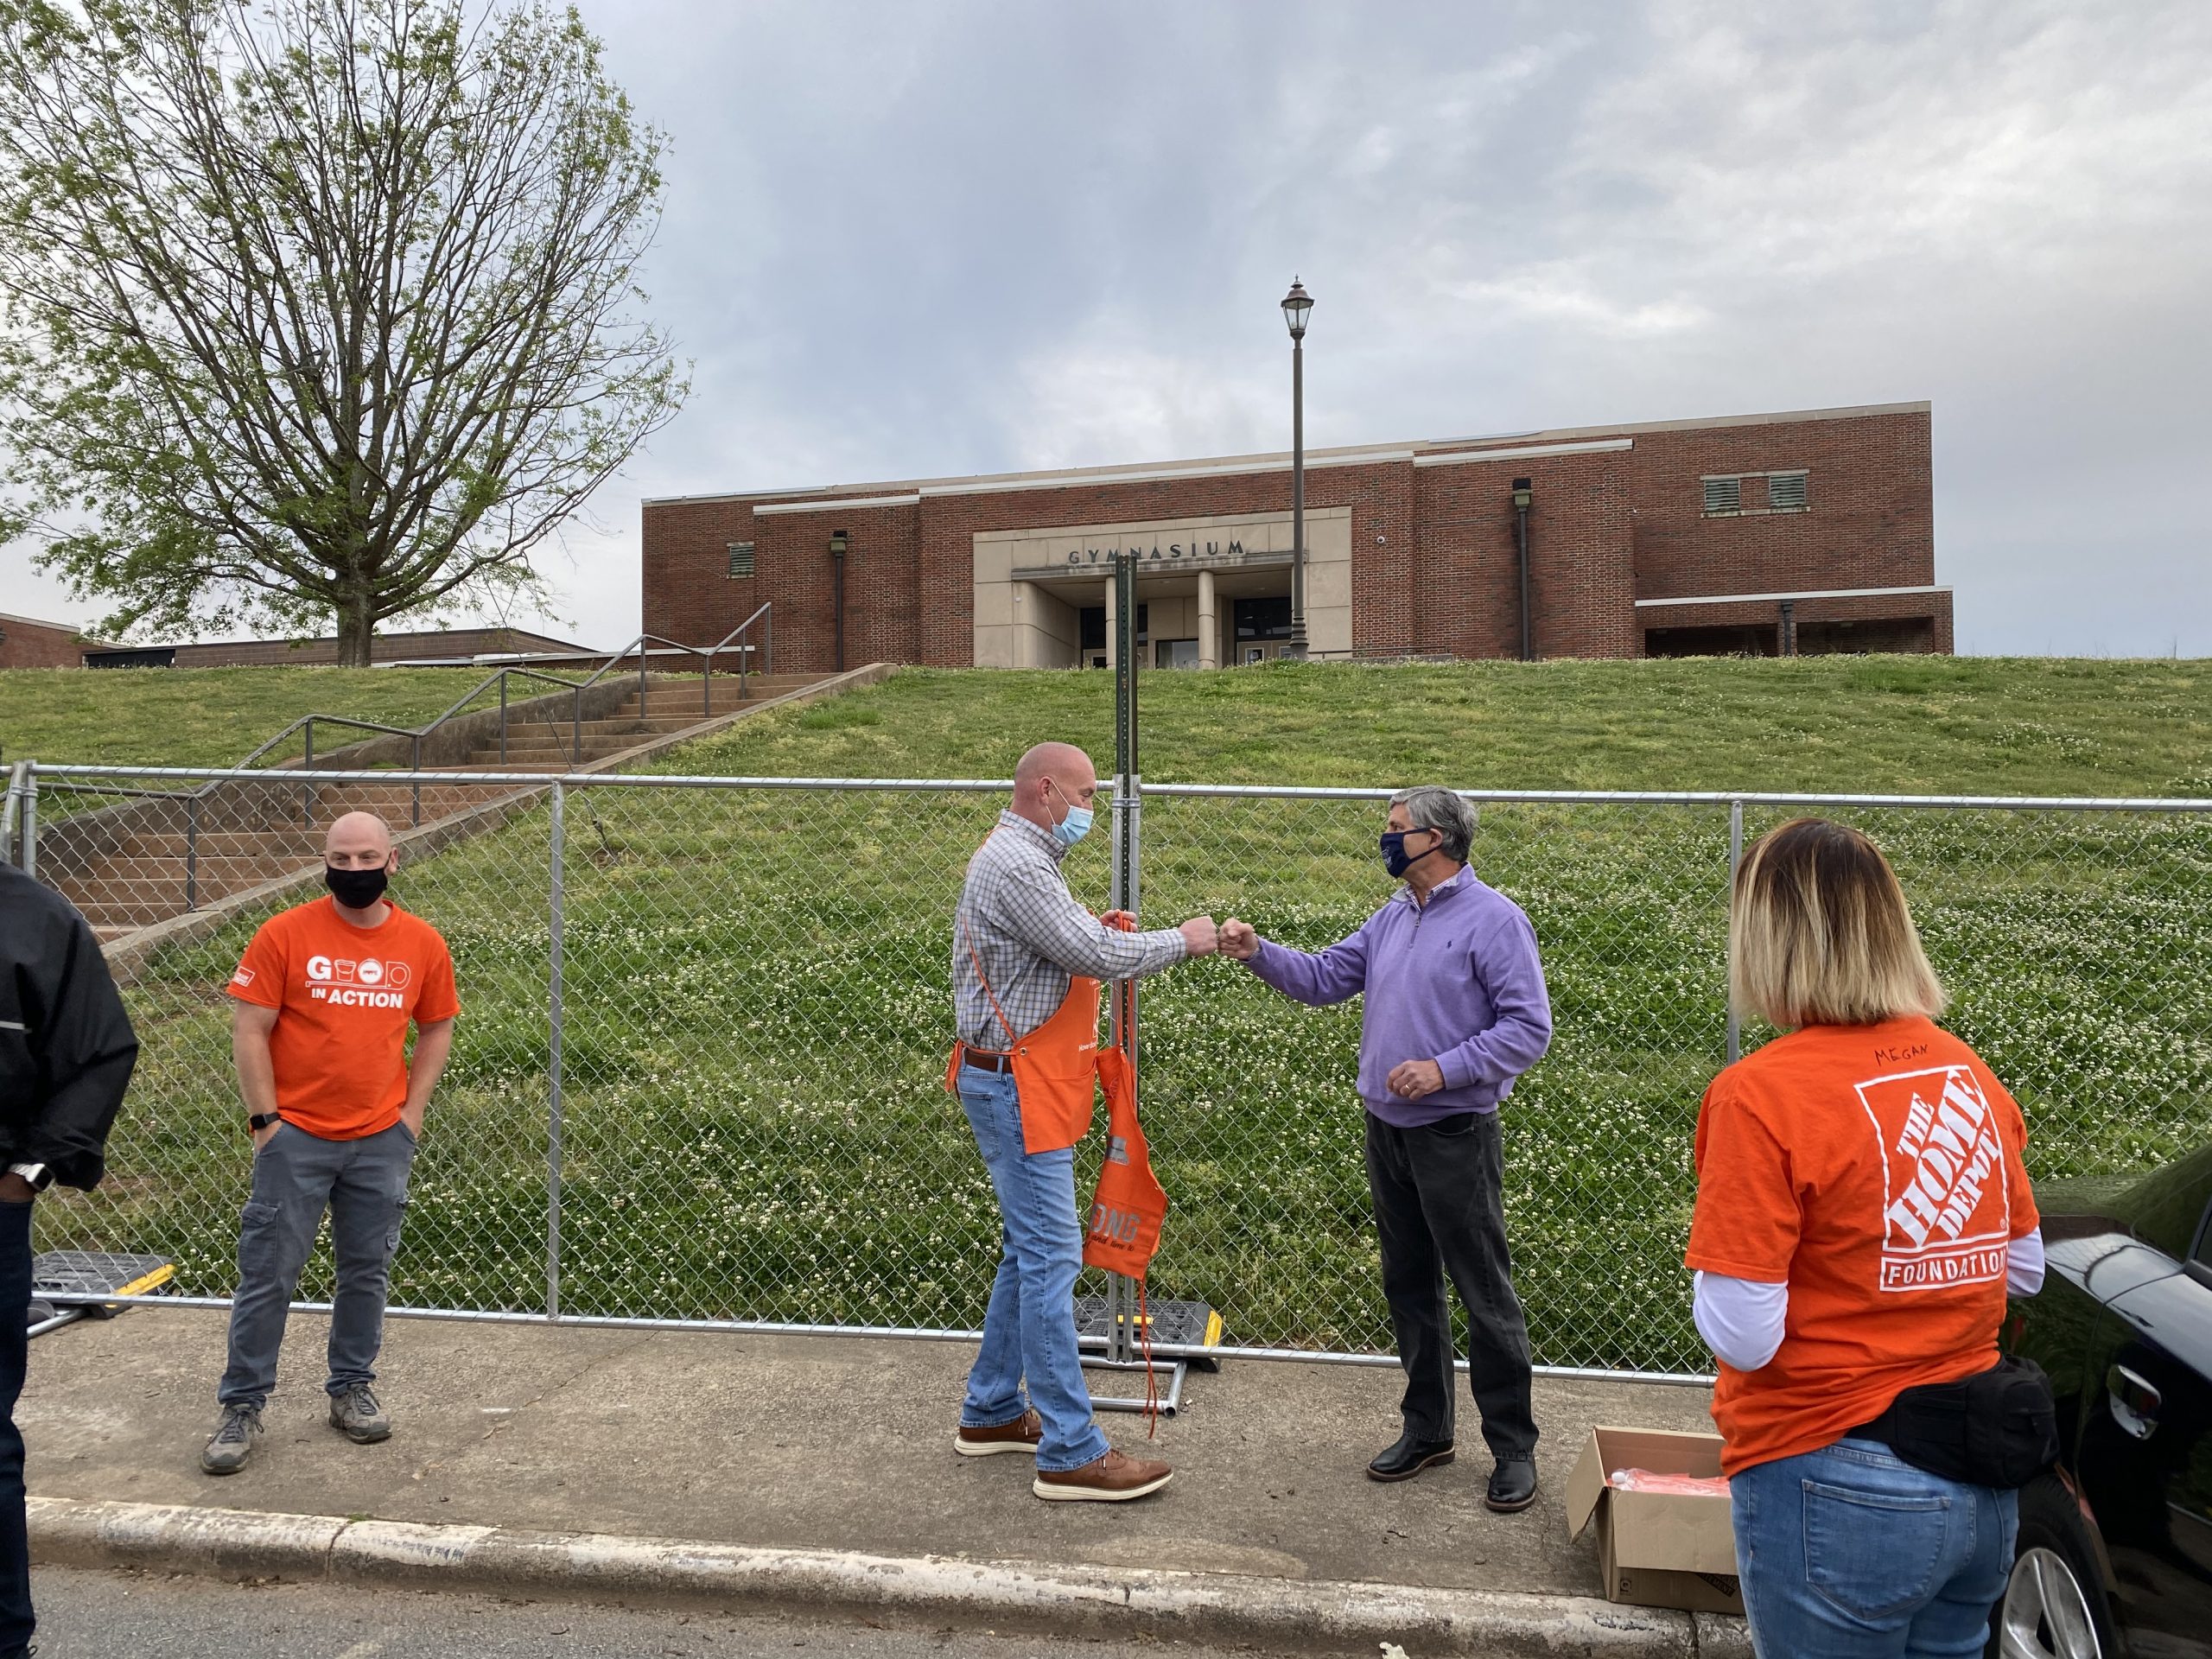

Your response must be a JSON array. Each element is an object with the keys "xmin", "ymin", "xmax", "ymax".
[{"xmin": 1052, "ymin": 803, "xmax": 1094, "ymax": 848}]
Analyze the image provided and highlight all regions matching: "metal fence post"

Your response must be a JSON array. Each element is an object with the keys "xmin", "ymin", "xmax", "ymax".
[
  {"xmin": 185, "ymin": 793, "xmax": 200, "ymax": 910},
  {"xmin": 1726, "ymin": 798, "xmax": 1744, "ymax": 1065},
  {"xmin": 20, "ymin": 766, "xmax": 35, "ymax": 882},
  {"xmin": 547, "ymin": 782, "xmax": 566, "ymax": 1320},
  {"xmin": 3, "ymin": 761, "xmax": 22, "ymax": 868},
  {"xmin": 499, "ymin": 675, "xmax": 509, "ymax": 765},
  {"xmin": 410, "ymin": 737, "xmax": 423, "ymax": 827},
  {"xmin": 1107, "ymin": 550, "xmax": 1142, "ymax": 1367}
]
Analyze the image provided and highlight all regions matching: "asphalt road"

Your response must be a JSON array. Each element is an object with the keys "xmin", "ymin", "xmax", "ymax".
[{"xmin": 34, "ymin": 1566, "xmax": 1289, "ymax": 1659}]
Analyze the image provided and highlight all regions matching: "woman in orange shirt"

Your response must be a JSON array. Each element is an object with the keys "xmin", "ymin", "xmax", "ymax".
[{"xmin": 1687, "ymin": 818, "xmax": 2047, "ymax": 1658}]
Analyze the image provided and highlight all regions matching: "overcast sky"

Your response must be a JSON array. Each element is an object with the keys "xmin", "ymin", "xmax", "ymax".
[{"xmin": 6, "ymin": 0, "xmax": 2209, "ymax": 655}]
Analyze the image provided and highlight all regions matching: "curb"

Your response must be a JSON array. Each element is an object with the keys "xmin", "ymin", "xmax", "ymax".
[{"xmin": 31, "ymin": 1497, "xmax": 1751, "ymax": 1656}]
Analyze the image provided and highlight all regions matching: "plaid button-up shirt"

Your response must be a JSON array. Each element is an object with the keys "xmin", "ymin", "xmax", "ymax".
[{"xmin": 953, "ymin": 810, "xmax": 1188, "ymax": 1049}]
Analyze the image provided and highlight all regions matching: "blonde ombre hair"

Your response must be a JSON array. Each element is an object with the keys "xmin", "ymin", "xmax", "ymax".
[{"xmin": 1730, "ymin": 817, "xmax": 1947, "ymax": 1029}]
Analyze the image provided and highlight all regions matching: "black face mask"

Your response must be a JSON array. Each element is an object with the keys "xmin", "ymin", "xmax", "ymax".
[
  {"xmin": 1379, "ymin": 830, "xmax": 1433, "ymax": 880},
  {"xmin": 325, "ymin": 865, "xmax": 390, "ymax": 909}
]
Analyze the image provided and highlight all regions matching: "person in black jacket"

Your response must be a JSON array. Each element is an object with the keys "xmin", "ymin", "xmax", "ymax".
[{"xmin": 0, "ymin": 861, "xmax": 137, "ymax": 1659}]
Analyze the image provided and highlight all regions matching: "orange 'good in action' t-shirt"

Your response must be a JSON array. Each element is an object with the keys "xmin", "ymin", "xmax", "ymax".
[
  {"xmin": 226, "ymin": 895, "xmax": 461, "ymax": 1141},
  {"xmin": 1685, "ymin": 1014, "xmax": 2037, "ymax": 1476}
]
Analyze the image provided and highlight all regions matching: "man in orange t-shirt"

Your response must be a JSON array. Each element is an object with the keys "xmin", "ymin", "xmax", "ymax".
[{"xmin": 201, "ymin": 811, "xmax": 459, "ymax": 1476}]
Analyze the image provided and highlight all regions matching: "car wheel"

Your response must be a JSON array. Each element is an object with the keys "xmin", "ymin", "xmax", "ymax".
[{"xmin": 1986, "ymin": 1474, "xmax": 2115, "ymax": 1659}]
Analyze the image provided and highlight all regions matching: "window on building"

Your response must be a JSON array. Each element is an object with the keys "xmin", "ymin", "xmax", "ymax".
[
  {"xmin": 1234, "ymin": 595, "xmax": 1293, "ymax": 640},
  {"xmin": 727, "ymin": 542, "xmax": 755, "ymax": 578},
  {"xmin": 1701, "ymin": 477, "xmax": 1741, "ymax": 515},
  {"xmin": 1079, "ymin": 607, "xmax": 1106, "ymax": 651},
  {"xmin": 1768, "ymin": 471, "xmax": 1809, "ymax": 512}
]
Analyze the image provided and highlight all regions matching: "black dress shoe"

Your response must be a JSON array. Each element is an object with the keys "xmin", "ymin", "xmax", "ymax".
[
  {"xmin": 1367, "ymin": 1430, "xmax": 1455, "ymax": 1483},
  {"xmin": 1484, "ymin": 1458, "xmax": 1538, "ymax": 1512}
]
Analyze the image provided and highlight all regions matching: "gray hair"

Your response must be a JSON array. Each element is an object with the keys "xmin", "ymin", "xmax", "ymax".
[{"xmin": 1389, "ymin": 785, "xmax": 1477, "ymax": 863}]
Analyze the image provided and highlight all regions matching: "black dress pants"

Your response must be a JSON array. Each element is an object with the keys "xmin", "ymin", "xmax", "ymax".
[{"xmin": 1364, "ymin": 1109, "xmax": 1538, "ymax": 1462}]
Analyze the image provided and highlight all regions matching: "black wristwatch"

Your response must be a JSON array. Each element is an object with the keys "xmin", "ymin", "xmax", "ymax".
[
  {"xmin": 247, "ymin": 1113, "xmax": 280, "ymax": 1134},
  {"xmin": 6, "ymin": 1162, "xmax": 52, "ymax": 1193}
]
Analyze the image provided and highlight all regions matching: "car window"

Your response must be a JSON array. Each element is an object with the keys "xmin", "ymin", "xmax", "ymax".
[
  {"xmin": 2193, "ymin": 1195, "xmax": 2212, "ymax": 1274},
  {"xmin": 2108, "ymin": 1142, "xmax": 2212, "ymax": 1262}
]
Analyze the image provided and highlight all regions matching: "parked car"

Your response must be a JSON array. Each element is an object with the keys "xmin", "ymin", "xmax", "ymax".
[{"xmin": 1993, "ymin": 1141, "xmax": 2212, "ymax": 1658}]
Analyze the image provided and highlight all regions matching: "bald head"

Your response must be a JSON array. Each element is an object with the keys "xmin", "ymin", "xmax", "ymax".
[
  {"xmin": 1011, "ymin": 742, "xmax": 1098, "ymax": 834},
  {"xmin": 325, "ymin": 811, "xmax": 395, "ymax": 868}
]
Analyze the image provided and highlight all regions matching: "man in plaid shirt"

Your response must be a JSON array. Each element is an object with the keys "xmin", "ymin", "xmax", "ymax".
[{"xmin": 949, "ymin": 741, "xmax": 1217, "ymax": 1502}]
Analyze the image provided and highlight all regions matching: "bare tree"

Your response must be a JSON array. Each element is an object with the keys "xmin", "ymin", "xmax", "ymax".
[{"xmin": 0, "ymin": 0, "xmax": 686, "ymax": 663}]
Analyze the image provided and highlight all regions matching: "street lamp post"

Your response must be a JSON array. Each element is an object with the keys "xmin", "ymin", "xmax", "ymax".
[{"xmin": 1281, "ymin": 278, "xmax": 1313, "ymax": 661}]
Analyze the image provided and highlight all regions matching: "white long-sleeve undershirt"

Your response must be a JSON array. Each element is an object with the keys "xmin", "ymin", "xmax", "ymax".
[{"xmin": 1693, "ymin": 1227, "xmax": 2046, "ymax": 1372}]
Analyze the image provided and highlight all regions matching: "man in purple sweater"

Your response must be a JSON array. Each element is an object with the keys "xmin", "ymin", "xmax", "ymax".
[{"xmin": 1221, "ymin": 785, "xmax": 1552, "ymax": 1512}]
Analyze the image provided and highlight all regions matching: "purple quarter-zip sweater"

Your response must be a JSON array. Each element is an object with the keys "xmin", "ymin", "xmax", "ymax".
[{"xmin": 1245, "ymin": 865, "xmax": 1553, "ymax": 1127}]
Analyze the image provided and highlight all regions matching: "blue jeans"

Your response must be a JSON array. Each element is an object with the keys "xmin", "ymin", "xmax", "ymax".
[
  {"xmin": 957, "ymin": 1066, "xmax": 1109, "ymax": 1473},
  {"xmin": 1732, "ymin": 1437, "xmax": 2017, "ymax": 1659},
  {"xmin": 219, "ymin": 1120, "xmax": 416, "ymax": 1410}
]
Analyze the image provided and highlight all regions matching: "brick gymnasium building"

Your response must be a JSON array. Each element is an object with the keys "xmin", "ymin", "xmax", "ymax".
[{"xmin": 644, "ymin": 400, "xmax": 1949, "ymax": 672}]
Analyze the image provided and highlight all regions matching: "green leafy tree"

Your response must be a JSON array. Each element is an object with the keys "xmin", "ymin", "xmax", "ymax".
[{"xmin": 0, "ymin": 0, "xmax": 685, "ymax": 662}]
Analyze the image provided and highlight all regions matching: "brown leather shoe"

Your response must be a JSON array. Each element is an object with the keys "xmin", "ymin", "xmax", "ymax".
[
  {"xmin": 955, "ymin": 1408, "xmax": 1045, "ymax": 1458},
  {"xmin": 1033, "ymin": 1447, "xmax": 1173, "ymax": 1502}
]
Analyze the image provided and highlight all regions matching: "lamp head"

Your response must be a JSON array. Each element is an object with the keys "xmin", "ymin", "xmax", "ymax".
[
  {"xmin": 1510, "ymin": 477, "xmax": 1533, "ymax": 512},
  {"xmin": 829, "ymin": 529, "xmax": 849, "ymax": 556},
  {"xmin": 1281, "ymin": 277, "xmax": 1313, "ymax": 340}
]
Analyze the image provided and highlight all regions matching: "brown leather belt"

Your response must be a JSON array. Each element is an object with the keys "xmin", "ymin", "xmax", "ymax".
[{"xmin": 960, "ymin": 1046, "xmax": 1014, "ymax": 1073}]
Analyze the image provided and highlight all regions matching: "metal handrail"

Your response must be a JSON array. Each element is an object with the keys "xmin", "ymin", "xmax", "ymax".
[
  {"xmin": 569, "ymin": 605, "xmax": 776, "ymax": 739},
  {"xmin": 39, "ymin": 608, "xmax": 776, "ymax": 909}
]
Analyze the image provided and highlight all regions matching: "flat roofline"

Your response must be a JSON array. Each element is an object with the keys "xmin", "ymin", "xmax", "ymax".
[
  {"xmin": 0, "ymin": 609, "xmax": 118, "ymax": 645},
  {"xmin": 644, "ymin": 400, "xmax": 1932, "ymax": 510}
]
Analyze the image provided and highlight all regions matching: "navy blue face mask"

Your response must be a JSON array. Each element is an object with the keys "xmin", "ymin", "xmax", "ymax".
[{"xmin": 1379, "ymin": 830, "xmax": 1433, "ymax": 880}]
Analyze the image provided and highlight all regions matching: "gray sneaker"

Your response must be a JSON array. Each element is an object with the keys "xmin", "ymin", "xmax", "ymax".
[
  {"xmin": 328, "ymin": 1382, "xmax": 391, "ymax": 1444},
  {"xmin": 200, "ymin": 1405, "xmax": 262, "ymax": 1475}
]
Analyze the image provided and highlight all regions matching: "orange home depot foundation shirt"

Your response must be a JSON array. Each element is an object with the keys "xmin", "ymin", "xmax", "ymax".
[
  {"xmin": 1686, "ymin": 1014, "xmax": 2038, "ymax": 1475},
  {"xmin": 226, "ymin": 896, "xmax": 460, "ymax": 1141}
]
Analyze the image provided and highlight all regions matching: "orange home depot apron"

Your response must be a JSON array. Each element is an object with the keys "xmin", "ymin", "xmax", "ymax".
[
  {"xmin": 1082, "ymin": 1041, "xmax": 1167, "ymax": 1278},
  {"xmin": 946, "ymin": 925, "xmax": 1102, "ymax": 1155}
]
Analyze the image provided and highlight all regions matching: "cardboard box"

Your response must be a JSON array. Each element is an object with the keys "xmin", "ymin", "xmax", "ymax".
[{"xmin": 1567, "ymin": 1426, "xmax": 1745, "ymax": 1616}]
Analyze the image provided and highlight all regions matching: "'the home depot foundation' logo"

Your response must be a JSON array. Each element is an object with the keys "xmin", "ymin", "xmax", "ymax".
[{"xmin": 1855, "ymin": 1064, "xmax": 2011, "ymax": 1294}]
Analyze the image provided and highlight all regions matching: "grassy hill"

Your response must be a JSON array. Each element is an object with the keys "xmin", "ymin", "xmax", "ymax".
[
  {"xmin": 11, "ymin": 655, "xmax": 2209, "ymax": 793},
  {"xmin": 33, "ymin": 655, "xmax": 2212, "ymax": 1374},
  {"xmin": 1, "ymin": 665, "xmax": 495, "ymax": 771},
  {"xmin": 673, "ymin": 657, "xmax": 2212, "ymax": 797}
]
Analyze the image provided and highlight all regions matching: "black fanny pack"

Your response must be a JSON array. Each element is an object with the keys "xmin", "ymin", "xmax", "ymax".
[{"xmin": 1850, "ymin": 1356, "xmax": 2059, "ymax": 1489}]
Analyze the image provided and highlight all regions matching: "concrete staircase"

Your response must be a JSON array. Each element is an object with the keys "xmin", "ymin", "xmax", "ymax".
[
  {"xmin": 42, "ymin": 670, "xmax": 847, "ymax": 946},
  {"xmin": 450, "ymin": 674, "xmax": 830, "ymax": 771},
  {"xmin": 47, "ymin": 781, "xmax": 495, "ymax": 941}
]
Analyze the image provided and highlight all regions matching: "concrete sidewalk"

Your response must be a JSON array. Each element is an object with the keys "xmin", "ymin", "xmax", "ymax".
[{"xmin": 22, "ymin": 1309, "xmax": 1740, "ymax": 1653}]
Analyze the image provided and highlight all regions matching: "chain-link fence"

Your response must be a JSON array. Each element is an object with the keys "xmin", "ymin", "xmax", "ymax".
[{"xmin": 16, "ymin": 762, "xmax": 2212, "ymax": 1377}]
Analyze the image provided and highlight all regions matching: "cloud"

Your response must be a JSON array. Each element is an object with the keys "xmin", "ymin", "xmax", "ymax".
[{"xmin": 7, "ymin": 0, "xmax": 2209, "ymax": 657}]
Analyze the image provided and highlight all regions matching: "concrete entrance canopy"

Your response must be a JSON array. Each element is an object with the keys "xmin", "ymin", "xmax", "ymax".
[{"xmin": 974, "ymin": 507, "xmax": 1351, "ymax": 669}]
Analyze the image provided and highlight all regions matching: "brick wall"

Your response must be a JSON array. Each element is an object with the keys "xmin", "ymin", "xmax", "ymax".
[
  {"xmin": 0, "ymin": 613, "xmax": 93, "ymax": 668},
  {"xmin": 161, "ymin": 627, "xmax": 585, "ymax": 668},
  {"xmin": 642, "ymin": 403, "xmax": 1944, "ymax": 666},
  {"xmin": 1412, "ymin": 450, "xmax": 1637, "ymax": 658},
  {"xmin": 1628, "ymin": 408, "xmax": 1934, "ymax": 601}
]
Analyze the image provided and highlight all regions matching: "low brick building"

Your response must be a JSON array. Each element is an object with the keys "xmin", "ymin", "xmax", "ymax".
[
  {"xmin": 650, "ymin": 398, "xmax": 1948, "ymax": 672},
  {"xmin": 0, "ymin": 612, "xmax": 111, "ymax": 669},
  {"xmin": 80, "ymin": 626, "xmax": 590, "ymax": 670}
]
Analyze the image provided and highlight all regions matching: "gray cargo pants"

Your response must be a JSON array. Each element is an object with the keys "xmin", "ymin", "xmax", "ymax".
[{"xmin": 217, "ymin": 1119, "xmax": 416, "ymax": 1410}]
